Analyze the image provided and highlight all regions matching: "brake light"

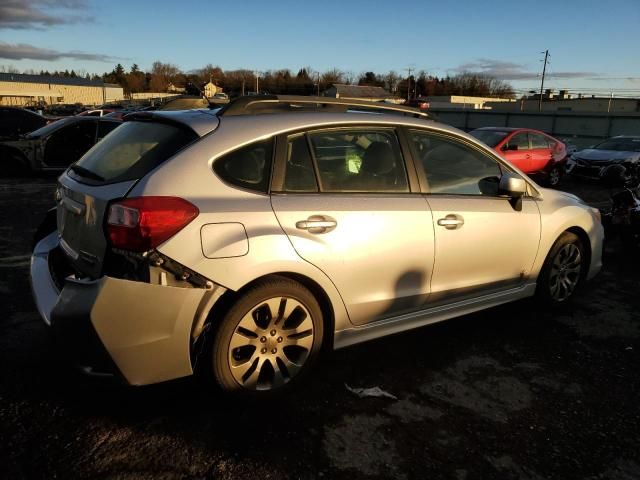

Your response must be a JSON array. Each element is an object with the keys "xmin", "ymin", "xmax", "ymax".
[{"xmin": 107, "ymin": 196, "xmax": 199, "ymax": 252}]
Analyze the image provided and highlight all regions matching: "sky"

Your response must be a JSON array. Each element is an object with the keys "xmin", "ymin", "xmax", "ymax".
[{"xmin": 1, "ymin": 0, "xmax": 639, "ymax": 97}]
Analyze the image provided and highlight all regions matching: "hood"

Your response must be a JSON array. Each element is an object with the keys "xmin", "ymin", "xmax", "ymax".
[{"xmin": 574, "ymin": 149, "xmax": 640, "ymax": 163}]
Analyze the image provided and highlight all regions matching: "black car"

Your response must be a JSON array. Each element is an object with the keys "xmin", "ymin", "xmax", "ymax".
[
  {"xmin": 0, "ymin": 116, "xmax": 121, "ymax": 174},
  {"xmin": 0, "ymin": 106, "xmax": 51, "ymax": 141},
  {"xmin": 566, "ymin": 136, "xmax": 640, "ymax": 182}
]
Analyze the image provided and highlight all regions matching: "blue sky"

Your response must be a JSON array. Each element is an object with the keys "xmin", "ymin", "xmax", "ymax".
[{"xmin": 1, "ymin": 0, "xmax": 639, "ymax": 96}]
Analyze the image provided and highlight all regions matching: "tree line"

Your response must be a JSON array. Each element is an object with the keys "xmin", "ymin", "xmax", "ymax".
[
  {"xmin": 0, "ymin": 62, "xmax": 515, "ymax": 99},
  {"xmin": 101, "ymin": 62, "xmax": 514, "ymax": 99}
]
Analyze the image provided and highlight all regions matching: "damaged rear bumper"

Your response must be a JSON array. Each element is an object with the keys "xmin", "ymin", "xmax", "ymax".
[{"xmin": 30, "ymin": 232, "xmax": 223, "ymax": 385}]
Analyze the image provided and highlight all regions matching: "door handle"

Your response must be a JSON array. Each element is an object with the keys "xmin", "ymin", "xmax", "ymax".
[
  {"xmin": 296, "ymin": 215, "xmax": 337, "ymax": 234},
  {"xmin": 437, "ymin": 214, "xmax": 464, "ymax": 230}
]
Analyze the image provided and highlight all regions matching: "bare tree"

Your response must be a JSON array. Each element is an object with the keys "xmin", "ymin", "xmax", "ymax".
[{"xmin": 149, "ymin": 61, "xmax": 181, "ymax": 92}]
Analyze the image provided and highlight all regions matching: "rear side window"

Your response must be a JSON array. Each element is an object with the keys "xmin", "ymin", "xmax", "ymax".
[
  {"xmin": 213, "ymin": 138, "xmax": 273, "ymax": 193},
  {"xmin": 530, "ymin": 133, "xmax": 550, "ymax": 149},
  {"xmin": 74, "ymin": 121, "xmax": 197, "ymax": 183},
  {"xmin": 307, "ymin": 129, "xmax": 408, "ymax": 193}
]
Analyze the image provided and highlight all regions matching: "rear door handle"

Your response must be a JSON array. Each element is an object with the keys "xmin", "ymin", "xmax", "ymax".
[
  {"xmin": 437, "ymin": 214, "xmax": 464, "ymax": 230},
  {"xmin": 296, "ymin": 215, "xmax": 337, "ymax": 234}
]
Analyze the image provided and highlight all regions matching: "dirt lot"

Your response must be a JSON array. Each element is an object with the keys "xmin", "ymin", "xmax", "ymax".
[{"xmin": 1, "ymin": 176, "xmax": 639, "ymax": 480}]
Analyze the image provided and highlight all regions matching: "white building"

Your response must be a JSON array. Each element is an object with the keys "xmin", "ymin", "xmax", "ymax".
[{"xmin": 0, "ymin": 73, "xmax": 123, "ymax": 106}]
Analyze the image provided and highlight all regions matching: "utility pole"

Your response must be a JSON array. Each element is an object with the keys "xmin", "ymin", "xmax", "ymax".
[
  {"xmin": 254, "ymin": 70, "xmax": 259, "ymax": 94},
  {"xmin": 317, "ymin": 72, "xmax": 320, "ymax": 97},
  {"xmin": 538, "ymin": 50, "xmax": 549, "ymax": 112},
  {"xmin": 405, "ymin": 67, "xmax": 414, "ymax": 101}
]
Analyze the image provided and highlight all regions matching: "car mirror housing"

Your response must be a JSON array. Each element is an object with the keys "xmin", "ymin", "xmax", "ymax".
[{"xmin": 499, "ymin": 173, "xmax": 527, "ymax": 211}]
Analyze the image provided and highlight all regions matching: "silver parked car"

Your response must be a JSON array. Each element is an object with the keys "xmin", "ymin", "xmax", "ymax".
[{"xmin": 31, "ymin": 96, "xmax": 603, "ymax": 395}]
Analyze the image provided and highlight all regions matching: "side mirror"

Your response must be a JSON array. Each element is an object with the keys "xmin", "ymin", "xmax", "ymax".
[{"xmin": 499, "ymin": 173, "xmax": 527, "ymax": 211}]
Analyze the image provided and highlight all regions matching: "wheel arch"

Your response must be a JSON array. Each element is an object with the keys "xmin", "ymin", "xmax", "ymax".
[
  {"xmin": 565, "ymin": 226, "xmax": 592, "ymax": 280},
  {"xmin": 202, "ymin": 271, "xmax": 336, "ymax": 353}
]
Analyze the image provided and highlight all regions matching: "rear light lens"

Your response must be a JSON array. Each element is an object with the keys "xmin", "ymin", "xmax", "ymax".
[{"xmin": 107, "ymin": 196, "xmax": 199, "ymax": 252}]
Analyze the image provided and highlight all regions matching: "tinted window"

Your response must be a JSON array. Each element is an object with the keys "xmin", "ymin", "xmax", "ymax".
[
  {"xmin": 74, "ymin": 121, "xmax": 197, "ymax": 183},
  {"xmin": 594, "ymin": 138, "xmax": 640, "ymax": 152},
  {"xmin": 530, "ymin": 133, "xmax": 550, "ymax": 149},
  {"xmin": 214, "ymin": 138, "xmax": 273, "ymax": 193},
  {"xmin": 283, "ymin": 134, "xmax": 318, "ymax": 192},
  {"xmin": 507, "ymin": 133, "xmax": 529, "ymax": 150},
  {"xmin": 410, "ymin": 130, "xmax": 502, "ymax": 195},
  {"xmin": 97, "ymin": 120, "xmax": 120, "ymax": 140},
  {"xmin": 44, "ymin": 120, "xmax": 98, "ymax": 167},
  {"xmin": 307, "ymin": 129, "xmax": 408, "ymax": 193}
]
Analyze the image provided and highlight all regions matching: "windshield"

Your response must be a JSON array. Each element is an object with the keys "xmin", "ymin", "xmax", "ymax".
[
  {"xmin": 594, "ymin": 138, "xmax": 640, "ymax": 152},
  {"xmin": 25, "ymin": 117, "xmax": 73, "ymax": 138},
  {"xmin": 469, "ymin": 130, "xmax": 509, "ymax": 148},
  {"xmin": 73, "ymin": 120, "xmax": 197, "ymax": 183}
]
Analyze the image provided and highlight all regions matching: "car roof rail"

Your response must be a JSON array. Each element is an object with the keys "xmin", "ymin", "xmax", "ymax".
[{"xmin": 217, "ymin": 94, "xmax": 433, "ymax": 120}]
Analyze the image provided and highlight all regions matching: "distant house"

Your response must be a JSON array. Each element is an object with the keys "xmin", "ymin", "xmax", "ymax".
[
  {"xmin": 0, "ymin": 72, "xmax": 123, "ymax": 106},
  {"xmin": 202, "ymin": 81, "xmax": 223, "ymax": 98},
  {"xmin": 323, "ymin": 84, "xmax": 401, "ymax": 103},
  {"xmin": 166, "ymin": 82, "xmax": 186, "ymax": 94}
]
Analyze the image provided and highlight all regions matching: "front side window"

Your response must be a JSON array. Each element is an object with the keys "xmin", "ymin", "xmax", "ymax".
[
  {"xmin": 409, "ymin": 130, "xmax": 503, "ymax": 196},
  {"xmin": 214, "ymin": 138, "xmax": 273, "ymax": 193},
  {"xmin": 307, "ymin": 129, "xmax": 408, "ymax": 193}
]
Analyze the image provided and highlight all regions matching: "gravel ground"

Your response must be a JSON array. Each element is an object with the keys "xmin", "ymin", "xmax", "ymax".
[{"xmin": 0, "ymin": 176, "xmax": 639, "ymax": 480}]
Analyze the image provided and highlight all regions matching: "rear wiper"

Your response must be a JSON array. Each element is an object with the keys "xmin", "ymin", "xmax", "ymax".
[{"xmin": 69, "ymin": 164, "xmax": 104, "ymax": 181}]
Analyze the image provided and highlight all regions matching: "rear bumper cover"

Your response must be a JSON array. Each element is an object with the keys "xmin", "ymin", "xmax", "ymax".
[{"xmin": 31, "ymin": 232, "xmax": 209, "ymax": 385}]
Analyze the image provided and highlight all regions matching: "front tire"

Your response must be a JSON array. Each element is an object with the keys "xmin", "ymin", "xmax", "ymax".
[
  {"xmin": 211, "ymin": 277, "xmax": 324, "ymax": 395},
  {"xmin": 547, "ymin": 166, "xmax": 562, "ymax": 187},
  {"xmin": 536, "ymin": 231, "xmax": 585, "ymax": 305}
]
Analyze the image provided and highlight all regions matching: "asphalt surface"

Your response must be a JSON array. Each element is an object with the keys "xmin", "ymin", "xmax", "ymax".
[{"xmin": 1, "ymin": 176, "xmax": 639, "ymax": 480}]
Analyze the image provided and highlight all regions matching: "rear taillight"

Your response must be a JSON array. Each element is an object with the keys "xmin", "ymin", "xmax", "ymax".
[{"xmin": 107, "ymin": 196, "xmax": 198, "ymax": 252}]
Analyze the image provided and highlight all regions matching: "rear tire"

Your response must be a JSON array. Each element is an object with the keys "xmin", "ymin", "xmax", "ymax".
[
  {"xmin": 536, "ymin": 231, "xmax": 585, "ymax": 306},
  {"xmin": 210, "ymin": 277, "xmax": 324, "ymax": 396}
]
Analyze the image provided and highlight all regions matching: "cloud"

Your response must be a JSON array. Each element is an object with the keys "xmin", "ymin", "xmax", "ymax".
[
  {"xmin": 0, "ymin": 42, "xmax": 117, "ymax": 63},
  {"xmin": 456, "ymin": 58, "xmax": 596, "ymax": 81},
  {"xmin": 0, "ymin": 0, "xmax": 92, "ymax": 30}
]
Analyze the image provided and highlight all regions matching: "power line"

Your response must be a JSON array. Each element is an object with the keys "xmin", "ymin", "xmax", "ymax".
[{"xmin": 538, "ymin": 50, "xmax": 549, "ymax": 111}]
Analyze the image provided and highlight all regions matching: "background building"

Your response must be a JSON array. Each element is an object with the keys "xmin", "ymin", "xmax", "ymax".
[
  {"xmin": 424, "ymin": 95, "xmax": 515, "ymax": 110},
  {"xmin": 323, "ymin": 84, "xmax": 401, "ymax": 103},
  {"xmin": 0, "ymin": 73, "xmax": 124, "ymax": 106},
  {"xmin": 487, "ymin": 89, "xmax": 640, "ymax": 113}
]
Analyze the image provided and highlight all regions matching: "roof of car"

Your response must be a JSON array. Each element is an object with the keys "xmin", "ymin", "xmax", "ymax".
[
  {"xmin": 124, "ymin": 95, "xmax": 443, "ymax": 138},
  {"xmin": 474, "ymin": 127, "xmax": 525, "ymax": 132}
]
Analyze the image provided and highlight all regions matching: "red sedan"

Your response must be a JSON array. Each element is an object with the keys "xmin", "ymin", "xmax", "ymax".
[{"xmin": 470, "ymin": 127, "xmax": 567, "ymax": 186}]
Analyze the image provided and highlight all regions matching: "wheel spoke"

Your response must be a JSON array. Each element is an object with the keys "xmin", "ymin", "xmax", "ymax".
[
  {"xmin": 239, "ymin": 357, "xmax": 267, "ymax": 389},
  {"xmin": 226, "ymin": 293, "xmax": 316, "ymax": 391}
]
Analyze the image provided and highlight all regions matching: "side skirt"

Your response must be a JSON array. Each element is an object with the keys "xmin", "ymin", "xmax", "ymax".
[{"xmin": 333, "ymin": 283, "xmax": 537, "ymax": 349}]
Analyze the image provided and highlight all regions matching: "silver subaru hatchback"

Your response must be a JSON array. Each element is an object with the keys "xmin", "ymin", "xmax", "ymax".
[{"xmin": 31, "ymin": 96, "xmax": 603, "ymax": 395}]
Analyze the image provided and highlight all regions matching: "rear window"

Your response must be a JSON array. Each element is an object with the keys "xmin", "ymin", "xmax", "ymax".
[{"xmin": 73, "ymin": 121, "xmax": 197, "ymax": 183}]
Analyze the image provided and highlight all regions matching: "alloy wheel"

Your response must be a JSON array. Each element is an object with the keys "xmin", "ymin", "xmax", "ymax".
[
  {"xmin": 549, "ymin": 167, "xmax": 561, "ymax": 186},
  {"xmin": 227, "ymin": 296, "xmax": 314, "ymax": 391},
  {"xmin": 549, "ymin": 243, "xmax": 582, "ymax": 301}
]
